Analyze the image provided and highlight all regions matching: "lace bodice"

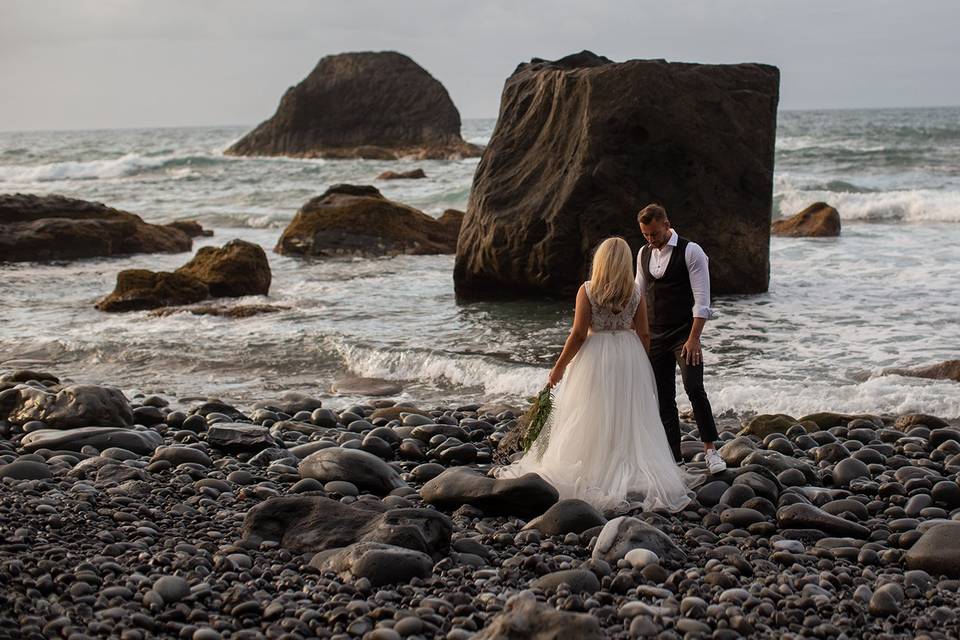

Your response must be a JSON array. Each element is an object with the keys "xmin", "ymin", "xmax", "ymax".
[{"xmin": 584, "ymin": 281, "xmax": 642, "ymax": 331}]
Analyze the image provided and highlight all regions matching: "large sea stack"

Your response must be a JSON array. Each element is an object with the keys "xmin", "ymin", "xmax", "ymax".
[
  {"xmin": 454, "ymin": 52, "xmax": 780, "ymax": 299},
  {"xmin": 226, "ymin": 51, "xmax": 481, "ymax": 160}
]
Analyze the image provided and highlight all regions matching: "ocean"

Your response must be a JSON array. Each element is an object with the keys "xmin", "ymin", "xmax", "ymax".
[{"xmin": 1, "ymin": 109, "xmax": 958, "ymax": 418}]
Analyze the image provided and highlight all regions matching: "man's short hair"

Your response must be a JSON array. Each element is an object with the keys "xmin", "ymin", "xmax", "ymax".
[{"xmin": 638, "ymin": 203, "xmax": 667, "ymax": 225}]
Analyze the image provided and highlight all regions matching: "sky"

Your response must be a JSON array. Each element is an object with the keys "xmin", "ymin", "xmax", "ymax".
[{"xmin": 2, "ymin": 0, "xmax": 959, "ymax": 131}]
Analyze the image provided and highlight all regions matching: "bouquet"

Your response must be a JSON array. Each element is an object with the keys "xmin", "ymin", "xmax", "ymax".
[{"xmin": 520, "ymin": 384, "xmax": 555, "ymax": 457}]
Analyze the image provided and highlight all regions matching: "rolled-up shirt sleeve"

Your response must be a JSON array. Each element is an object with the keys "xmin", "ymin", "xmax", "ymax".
[
  {"xmin": 685, "ymin": 243, "xmax": 714, "ymax": 320},
  {"xmin": 634, "ymin": 249, "xmax": 645, "ymax": 292}
]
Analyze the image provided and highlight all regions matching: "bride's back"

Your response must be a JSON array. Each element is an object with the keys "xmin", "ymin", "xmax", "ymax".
[{"xmin": 585, "ymin": 281, "xmax": 641, "ymax": 332}]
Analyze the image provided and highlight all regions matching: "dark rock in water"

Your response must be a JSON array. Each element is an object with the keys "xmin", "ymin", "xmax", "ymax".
[
  {"xmin": 21, "ymin": 427, "xmax": 162, "ymax": 455},
  {"xmin": 0, "ymin": 193, "xmax": 191, "ymax": 262},
  {"xmin": 420, "ymin": 467, "xmax": 558, "ymax": 518},
  {"xmin": 522, "ymin": 499, "xmax": 606, "ymax": 535},
  {"xmin": 0, "ymin": 370, "xmax": 59, "ymax": 385},
  {"xmin": 331, "ymin": 376, "xmax": 403, "ymax": 397},
  {"xmin": 96, "ymin": 269, "xmax": 209, "ymax": 312},
  {"xmin": 531, "ymin": 569, "xmax": 601, "ymax": 593},
  {"xmin": 0, "ymin": 459, "xmax": 52, "ymax": 480},
  {"xmin": 225, "ymin": 51, "xmax": 480, "ymax": 160},
  {"xmin": 205, "ymin": 423, "xmax": 278, "ymax": 453},
  {"xmin": 592, "ymin": 516, "xmax": 686, "ymax": 565},
  {"xmin": 454, "ymin": 51, "xmax": 779, "ymax": 299},
  {"xmin": 299, "ymin": 447, "xmax": 406, "ymax": 495},
  {"xmin": 310, "ymin": 541, "xmax": 433, "ymax": 587},
  {"xmin": 771, "ymin": 202, "xmax": 841, "ymax": 237},
  {"xmin": 2, "ymin": 384, "xmax": 133, "ymax": 428},
  {"xmin": 377, "ymin": 168, "xmax": 427, "ymax": 180},
  {"xmin": 776, "ymin": 503, "xmax": 870, "ymax": 538},
  {"xmin": 905, "ymin": 523, "xmax": 960, "ymax": 577},
  {"xmin": 885, "ymin": 359, "xmax": 960, "ymax": 383},
  {"xmin": 473, "ymin": 590, "xmax": 604, "ymax": 640},
  {"xmin": 242, "ymin": 495, "xmax": 451, "ymax": 557},
  {"xmin": 252, "ymin": 392, "xmax": 324, "ymax": 415},
  {"xmin": 149, "ymin": 303, "xmax": 288, "ymax": 318},
  {"xmin": 275, "ymin": 185, "xmax": 461, "ymax": 258},
  {"xmin": 164, "ymin": 219, "xmax": 213, "ymax": 237},
  {"xmin": 175, "ymin": 239, "xmax": 271, "ymax": 297}
]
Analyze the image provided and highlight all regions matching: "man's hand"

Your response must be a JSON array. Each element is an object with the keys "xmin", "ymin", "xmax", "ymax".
[{"xmin": 681, "ymin": 337, "xmax": 702, "ymax": 366}]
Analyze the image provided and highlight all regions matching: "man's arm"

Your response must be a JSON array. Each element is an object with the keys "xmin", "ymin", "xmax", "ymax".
[
  {"xmin": 635, "ymin": 248, "xmax": 645, "ymax": 289},
  {"xmin": 682, "ymin": 243, "xmax": 713, "ymax": 365}
]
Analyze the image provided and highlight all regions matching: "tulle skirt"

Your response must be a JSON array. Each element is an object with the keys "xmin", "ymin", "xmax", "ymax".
[{"xmin": 494, "ymin": 330, "xmax": 704, "ymax": 515}]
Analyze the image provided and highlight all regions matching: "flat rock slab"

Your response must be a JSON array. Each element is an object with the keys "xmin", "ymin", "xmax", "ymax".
[
  {"xmin": 242, "ymin": 495, "xmax": 451, "ymax": 557},
  {"xmin": 21, "ymin": 427, "xmax": 162, "ymax": 455},
  {"xmin": 2, "ymin": 384, "xmax": 133, "ymax": 428},
  {"xmin": 205, "ymin": 423, "xmax": 278, "ymax": 453},
  {"xmin": 310, "ymin": 541, "xmax": 434, "ymax": 587},
  {"xmin": 420, "ymin": 467, "xmax": 558, "ymax": 518}
]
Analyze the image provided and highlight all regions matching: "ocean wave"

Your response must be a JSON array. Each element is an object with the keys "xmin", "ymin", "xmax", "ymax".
[
  {"xmin": 775, "ymin": 186, "xmax": 960, "ymax": 223},
  {"xmin": 329, "ymin": 338, "xmax": 545, "ymax": 398},
  {"xmin": 0, "ymin": 152, "xmax": 233, "ymax": 183}
]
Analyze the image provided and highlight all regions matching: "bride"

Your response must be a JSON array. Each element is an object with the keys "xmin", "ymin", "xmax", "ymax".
[{"xmin": 494, "ymin": 237, "xmax": 703, "ymax": 515}]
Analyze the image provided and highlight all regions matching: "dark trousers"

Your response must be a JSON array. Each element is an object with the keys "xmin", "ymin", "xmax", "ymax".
[{"xmin": 649, "ymin": 323, "xmax": 719, "ymax": 462}]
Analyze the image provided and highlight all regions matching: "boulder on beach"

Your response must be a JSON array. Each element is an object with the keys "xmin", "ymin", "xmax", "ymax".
[
  {"xmin": 299, "ymin": 447, "xmax": 406, "ymax": 495},
  {"xmin": 175, "ymin": 239, "xmax": 271, "ymax": 297},
  {"xmin": 95, "ymin": 269, "xmax": 210, "ymax": 312},
  {"xmin": 225, "ymin": 51, "xmax": 481, "ymax": 160},
  {"xmin": 884, "ymin": 359, "xmax": 960, "ymax": 383},
  {"xmin": 473, "ymin": 590, "xmax": 604, "ymax": 640},
  {"xmin": 592, "ymin": 516, "xmax": 687, "ymax": 565},
  {"xmin": 905, "ymin": 523, "xmax": 960, "ymax": 577},
  {"xmin": 310, "ymin": 541, "xmax": 434, "ymax": 587},
  {"xmin": 1, "ymin": 384, "xmax": 133, "ymax": 428},
  {"xmin": 454, "ymin": 51, "xmax": 780, "ymax": 299},
  {"xmin": 0, "ymin": 193, "xmax": 191, "ymax": 262},
  {"xmin": 275, "ymin": 184, "xmax": 461, "ymax": 257},
  {"xmin": 376, "ymin": 168, "xmax": 426, "ymax": 180},
  {"xmin": 242, "ymin": 495, "xmax": 452, "ymax": 557},
  {"xmin": 20, "ymin": 426, "xmax": 163, "ymax": 455},
  {"xmin": 772, "ymin": 202, "xmax": 841, "ymax": 237},
  {"xmin": 420, "ymin": 467, "xmax": 558, "ymax": 518}
]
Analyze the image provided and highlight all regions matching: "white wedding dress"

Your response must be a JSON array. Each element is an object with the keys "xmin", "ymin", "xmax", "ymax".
[{"xmin": 494, "ymin": 281, "xmax": 703, "ymax": 515}]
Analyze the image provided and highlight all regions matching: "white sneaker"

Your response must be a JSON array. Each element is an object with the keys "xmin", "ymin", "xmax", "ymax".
[{"xmin": 705, "ymin": 448, "xmax": 726, "ymax": 474}]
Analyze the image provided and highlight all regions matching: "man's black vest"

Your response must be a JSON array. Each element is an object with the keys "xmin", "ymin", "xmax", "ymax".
[{"xmin": 640, "ymin": 236, "xmax": 694, "ymax": 330}]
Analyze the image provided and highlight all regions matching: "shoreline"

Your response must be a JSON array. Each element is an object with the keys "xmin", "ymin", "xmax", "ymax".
[{"xmin": 3, "ymin": 370, "xmax": 960, "ymax": 638}]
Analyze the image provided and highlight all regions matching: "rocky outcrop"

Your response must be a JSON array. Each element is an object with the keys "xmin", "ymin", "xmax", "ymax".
[
  {"xmin": 148, "ymin": 303, "xmax": 288, "ymax": 318},
  {"xmin": 275, "ymin": 185, "xmax": 461, "ymax": 257},
  {"xmin": 454, "ymin": 51, "xmax": 780, "ymax": 299},
  {"xmin": 0, "ymin": 193, "xmax": 192, "ymax": 262},
  {"xmin": 0, "ymin": 384, "xmax": 133, "ymax": 428},
  {"xmin": 885, "ymin": 359, "xmax": 960, "ymax": 383},
  {"xmin": 97, "ymin": 239, "xmax": 272, "ymax": 312},
  {"xmin": 175, "ymin": 239, "xmax": 271, "ymax": 297},
  {"xmin": 772, "ymin": 202, "xmax": 841, "ymax": 237},
  {"xmin": 164, "ymin": 220, "xmax": 213, "ymax": 237},
  {"xmin": 376, "ymin": 168, "xmax": 426, "ymax": 180},
  {"xmin": 95, "ymin": 270, "xmax": 210, "ymax": 312},
  {"xmin": 225, "ymin": 51, "xmax": 480, "ymax": 160}
]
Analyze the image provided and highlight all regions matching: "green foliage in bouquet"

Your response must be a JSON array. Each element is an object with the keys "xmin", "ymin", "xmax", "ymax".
[{"xmin": 521, "ymin": 384, "xmax": 555, "ymax": 454}]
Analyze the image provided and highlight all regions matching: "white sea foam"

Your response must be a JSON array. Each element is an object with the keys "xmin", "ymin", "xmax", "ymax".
[
  {"xmin": 0, "ymin": 153, "xmax": 169, "ymax": 182},
  {"xmin": 330, "ymin": 339, "xmax": 546, "ymax": 398},
  {"xmin": 776, "ymin": 180, "xmax": 960, "ymax": 223}
]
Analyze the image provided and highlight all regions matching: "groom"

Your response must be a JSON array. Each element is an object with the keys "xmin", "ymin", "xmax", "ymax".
[{"xmin": 635, "ymin": 203, "xmax": 726, "ymax": 474}]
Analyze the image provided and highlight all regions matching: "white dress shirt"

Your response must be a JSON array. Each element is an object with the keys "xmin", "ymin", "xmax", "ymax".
[{"xmin": 635, "ymin": 229, "xmax": 714, "ymax": 320}]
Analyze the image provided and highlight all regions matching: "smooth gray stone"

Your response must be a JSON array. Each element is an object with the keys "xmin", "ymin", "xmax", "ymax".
[
  {"xmin": 151, "ymin": 446, "xmax": 212, "ymax": 467},
  {"xmin": 776, "ymin": 503, "xmax": 870, "ymax": 538},
  {"xmin": 420, "ymin": 467, "xmax": 558, "ymax": 518},
  {"xmin": 2, "ymin": 384, "xmax": 133, "ymax": 428},
  {"xmin": 21, "ymin": 427, "xmax": 162, "ymax": 455},
  {"xmin": 299, "ymin": 447, "xmax": 405, "ymax": 495},
  {"xmin": 310, "ymin": 542, "xmax": 432, "ymax": 587},
  {"xmin": 592, "ymin": 516, "xmax": 686, "ymax": 565},
  {"xmin": 0, "ymin": 459, "xmax": 52, "ymax": 480},
  {"xmin": 522, "ymin": 499, "xmax": 606, "ymax": 536},
  {"xmin": 531, "ymin": 569, "xmax": 601, "ymax": 593},
  {"xmin": 205, "ymin": 423, "xmax": 278, "ymax": 453}
]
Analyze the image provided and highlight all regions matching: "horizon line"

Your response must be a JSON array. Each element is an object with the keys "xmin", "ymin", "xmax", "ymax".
[{"xmin": 2, "ymin": 103, "xmax": 959, "ymax": 135}]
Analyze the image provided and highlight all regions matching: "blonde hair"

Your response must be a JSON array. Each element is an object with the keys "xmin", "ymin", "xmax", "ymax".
[{"xmin": 589, "ymin": 237, "xmax": 635, "ymax": 311}]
